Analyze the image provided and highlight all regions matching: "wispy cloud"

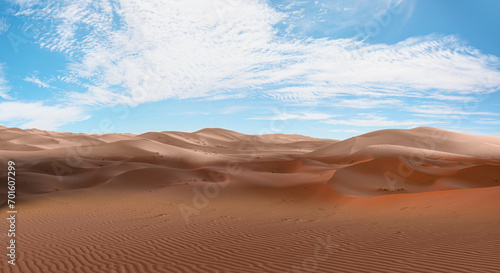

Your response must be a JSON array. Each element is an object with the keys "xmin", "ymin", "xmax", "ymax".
[
  {"xmin": 408, "ymin": 105, "xmax": 500, "ymax": 116},
  {"xmin": 249, "ymin": 112, "xmax": 337, "ymax": 121},
  {"xmin": 0, "ymin": 65, "xmax": 12, "ymax": 100},
  {"xmin": 329, "ymin": 129, "xmax": 362, "ymax": 133},
  {"xmin": 12, "ymin": 0, "xmax": 40, "ymax": 8},
  {"xmin": 475, "ymin": 119, "xmax": 500, "ymax": 125},
  {"xmin": 221, "ymin": 106, "xmax": 254, "ymax": 115},
  {"xmin": 329, "ymin": 98, "xmax": 402, "ymax": 109},
  {"xmin": 323, "ymin": 113, "xmax": 443, "ymax": 127},
  {"xmin": 12, "ymin": 0, "xmax": 500, "ymax": 108},
  {"xmin": 23, "ymin": 75, "xmax": 55, "ymax": 89},
  {"xmin": 0, "ymin": 17, "xmax": 10, "ymax": 35},
  {"xmin": 0, "ymin": 102, "xmax": 89, "ymax": 130}
]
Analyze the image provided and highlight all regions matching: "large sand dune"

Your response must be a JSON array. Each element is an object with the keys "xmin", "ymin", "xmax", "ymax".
[{"xmin": 1, "ymin": 126, "xmax": 499, "ymax": 273}]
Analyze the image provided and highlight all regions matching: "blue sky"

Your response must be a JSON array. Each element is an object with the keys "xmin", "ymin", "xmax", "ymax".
[{"xmin": 0, "ymin": 0, "xmax": 499, "ymax": 139}]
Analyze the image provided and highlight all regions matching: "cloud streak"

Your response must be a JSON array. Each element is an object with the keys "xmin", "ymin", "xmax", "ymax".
[
  {"xmin": 249, "ymin": 112, "xmax": 338, "ymax": 121},
  {"xmin": 24, "ymin": 75, "xmax": 54, "ymax": 89},
  {"xmin": 0, "ymin": 102, "xmax": 90, "ymax": 130},
  {"xmin": 323, "ymin": 114, "xmax": 443, "ymax": 127},
  {"xmin": 0, "ymin": 65, "xmax": 11, "ymax": 100},
  {"xmin": 0, "ymin": 17, "xmax": 9, "ymax": 35},
  {"xmin": 476, "ymin": 119, "xmax": 500, "ymax": 125},
  {"xmin": 407, "ymin": 105, "xmax": 500, "ymax": 116}
]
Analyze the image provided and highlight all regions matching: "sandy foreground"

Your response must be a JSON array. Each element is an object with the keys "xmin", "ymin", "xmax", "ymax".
[{"xmin": 1, "ymin": 126, "xmax": 500, "ymax": 273}]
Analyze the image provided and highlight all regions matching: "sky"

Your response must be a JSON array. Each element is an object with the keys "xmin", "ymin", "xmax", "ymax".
[{"xmin": 0, "ymin": 0, "xmax": 499, "ymax": 139}]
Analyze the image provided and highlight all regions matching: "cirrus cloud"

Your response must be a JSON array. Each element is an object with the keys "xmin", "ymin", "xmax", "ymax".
[
  {"xmin": 10, "ymin": 0, "xmax": 500, "ymax": 109},
  {"xmin": 322, "ymin": 113, "xmax": 444, "ymax": 127},
  {"xmin": 249, "ymin": 112, "xmax": 338, "ymax": 121},
  {"xmin": 0, "ymin": 64, "xmax": 12, "ymax": 100}
]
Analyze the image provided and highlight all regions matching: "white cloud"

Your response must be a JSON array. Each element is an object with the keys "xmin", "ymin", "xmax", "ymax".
[
  {"xmin": 0, "ymin": 65, "xmax": 11, "ymax": 100},
  {"xmin": 0, "ymin": 17, "xmax": 10, "ymax": 35},
  {"xmin": 12, "ymin": 0, "xmax": 40, "ymax": 8},
  {"xmin": 0, "ymin": 102, "xmax": 90, "ymax": 130},
  {"xmin": 249, "ymin": 112, "xmax": 337, "ymax": 121},
  {"xmin": 329, "ymin": 129, "xmax": 362, "ymax": 133},
  {"xmin": 23, "ymin": 75, "xmax": 54, "ymax": 89},
  {"xmin": 475, "ymin": 119, "xmax": 500, "ymax": 125},
  {"xmin": 329, "ymin": 98, "xmax": 402, "ymax": 109},
  {"xmin": 408, "ymin": 105, "xmax": 500, "ymax": 116},
  {"xmin": 12, "ymin": 0, "xmax": 500, "ymax": 108},
  {"xmin": 323, "ymin": 114, "xmax": 443, "ymax": 127},
  {"xmin": 221, "ymin": 106, "xmax": 254, "ymax": 115},
  {"xmin": 268, "ymin": 35, "xmax": 500, "ymax": 101}
]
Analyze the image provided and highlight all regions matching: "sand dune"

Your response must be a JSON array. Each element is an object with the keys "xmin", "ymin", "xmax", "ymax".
[
  {"xmin": 2, "ymin": 126, "xmax": 498, "ymax": 200},
  {"xmin": 1, "ymin": 126, "xmax": 500, "ymax": 273}
]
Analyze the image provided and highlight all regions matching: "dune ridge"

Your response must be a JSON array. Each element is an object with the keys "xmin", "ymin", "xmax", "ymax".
[{"xmin": 1, "ymin": 126, "xmax": 499, "ymax": 201}]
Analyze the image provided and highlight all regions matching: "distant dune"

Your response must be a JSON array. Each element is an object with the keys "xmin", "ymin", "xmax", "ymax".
[
  {"xmin": 1, "ymin": 126, "xmax": 500, "ymax": 273},
  {"xmin": 1, "ymin": 126, "xmax": 499, "ymax": 200}
]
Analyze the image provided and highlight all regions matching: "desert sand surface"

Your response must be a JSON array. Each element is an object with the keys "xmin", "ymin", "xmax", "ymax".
[{"xmin": 1, "ymin": 126, "xmax": 500, "ymax": 273}]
